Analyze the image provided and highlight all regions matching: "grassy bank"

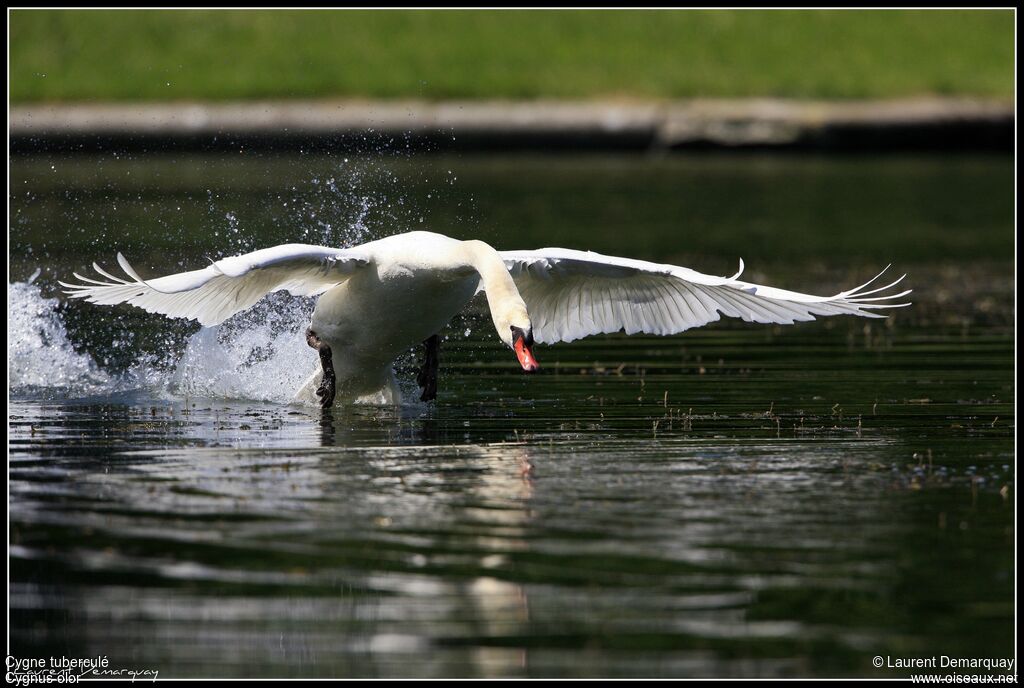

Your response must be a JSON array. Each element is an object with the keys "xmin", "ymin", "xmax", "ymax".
[{"xmin": 10, "ymin": 9, "xmax": 1014, "ymax": 103}]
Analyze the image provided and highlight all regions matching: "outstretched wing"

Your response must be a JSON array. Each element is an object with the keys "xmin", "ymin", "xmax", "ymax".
[
  {"xmin": 500, "ymin": 248, "xmax": 910, "ymax": 344},
  {"xmin": 60, "ymin": 243, "xmax": 371, "ymax": 326}
]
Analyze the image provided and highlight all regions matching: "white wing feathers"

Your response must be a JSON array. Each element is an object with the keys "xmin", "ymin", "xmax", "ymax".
[
  {"xmin": 59, "ymin": 244, "xmax": 370, "ymax": 326},
  {"xmin": 500, "ymin": 248, "xmax": 911, "ymax": 344}
]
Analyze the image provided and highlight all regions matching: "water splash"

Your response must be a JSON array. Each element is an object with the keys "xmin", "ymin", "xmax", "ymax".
[
  {"xmin": 172, "ymin": 292, "xmax": 318, "ymax": 404},
  {"xmin": 8, "ymin": 276, "xmax": 319, "ymax": 404},
  {"xmin": 8, "ymin": 274, "xmax": 112, "ymax": 397}
]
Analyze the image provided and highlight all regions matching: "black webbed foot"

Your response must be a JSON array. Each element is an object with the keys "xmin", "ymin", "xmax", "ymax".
[
  {"xmin": 417, "ymin": 334, "xmax": 440, "ymax": 402},
  {"xmin": 316, "ymin": 375, "xmax": 336, "ymax": 409}
]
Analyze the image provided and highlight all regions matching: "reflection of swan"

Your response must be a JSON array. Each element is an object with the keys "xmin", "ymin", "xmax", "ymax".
[{"xmin": 61, "ymin": 230, "xmax": 909, "ymax": 407}]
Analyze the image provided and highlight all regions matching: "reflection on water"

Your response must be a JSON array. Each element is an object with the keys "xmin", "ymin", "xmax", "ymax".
[
  {"xmin": 9, "ymin": 323, "xmax": 1014, "ymax": 677},
  {"xmin": 7, "ymin": 153, "xmax": 1015, "ymax": 677}
]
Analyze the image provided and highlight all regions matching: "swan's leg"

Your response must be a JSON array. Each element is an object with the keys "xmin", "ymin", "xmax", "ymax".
[
  {"xmin": 416, "ymin": 334, "xmax": 440, "ymax": 402},
  {"xmin": 306, "ymin": 328, "xmax": 336, "ymax": 409}
]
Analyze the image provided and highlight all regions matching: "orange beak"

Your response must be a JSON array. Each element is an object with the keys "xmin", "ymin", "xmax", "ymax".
[{"xmin": 514, "ymin": 335, "xmax": 539, "ymax": 372}]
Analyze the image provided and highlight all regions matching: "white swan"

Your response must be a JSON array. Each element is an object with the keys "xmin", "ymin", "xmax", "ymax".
[{"xmin": 60, "ymin": 230, "xmax": 910, "ymax": 406}]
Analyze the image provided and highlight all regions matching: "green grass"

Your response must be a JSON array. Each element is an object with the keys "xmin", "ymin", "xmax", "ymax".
[{"xmin": 9, "ymin": 9, "xmax": 1014, "ymax": 102}]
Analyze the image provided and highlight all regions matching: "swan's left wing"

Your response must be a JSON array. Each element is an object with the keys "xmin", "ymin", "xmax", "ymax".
[
  {"xmin": 60, "ymin": 244, "xmax": 371, "ymax": 326},
  {"xmin": 500, "ymin": 248, "xmax": 910, "ymax": 344}
]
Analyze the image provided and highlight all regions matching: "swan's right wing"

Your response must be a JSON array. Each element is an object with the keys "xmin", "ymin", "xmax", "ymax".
[{"xmin": 60, "ymin": 244, "xmax": 371, "ymax": 326}]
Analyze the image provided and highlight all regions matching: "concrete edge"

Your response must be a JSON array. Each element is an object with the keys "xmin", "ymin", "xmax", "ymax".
[{"xmin": 9, "ymin": 98, "xmax": 1015, "ymax": 153}]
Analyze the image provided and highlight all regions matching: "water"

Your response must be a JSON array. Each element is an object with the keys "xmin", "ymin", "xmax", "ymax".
[{"xmin": 8, "ymin": 152, "xmax": 1014, "ymax": 678}]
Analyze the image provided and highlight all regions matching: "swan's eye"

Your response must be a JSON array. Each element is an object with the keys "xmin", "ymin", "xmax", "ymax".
[{"xmin": 510, "ymin": 326, "xmax": 533, "ymax": 347}]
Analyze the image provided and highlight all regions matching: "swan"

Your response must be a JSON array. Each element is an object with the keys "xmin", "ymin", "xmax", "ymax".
[{"xmin": 59, "ymin": 230, "xmax": 910, "ymax": 407}]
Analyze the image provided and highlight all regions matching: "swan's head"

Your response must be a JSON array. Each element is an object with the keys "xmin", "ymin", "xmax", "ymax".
[{"xmin": 493, "ymin": 303, "xmax": 539, "ymax": 372}]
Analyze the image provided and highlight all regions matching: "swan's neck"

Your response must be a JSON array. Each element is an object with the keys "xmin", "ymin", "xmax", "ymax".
[{"xmin": 463, "ymin": 240, "xmax": 529, "ymax": 345}]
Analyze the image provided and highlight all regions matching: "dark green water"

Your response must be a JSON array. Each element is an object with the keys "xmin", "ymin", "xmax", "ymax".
[{"xmin": 8, "ymin": 153, "xmax": 1015, "ymax": 678}]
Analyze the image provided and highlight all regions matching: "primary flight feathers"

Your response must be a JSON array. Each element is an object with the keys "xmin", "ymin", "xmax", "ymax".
[
  {"xmin": 59, "ymin": 244, "xmax": 370, "ymax": 327},
  {"xmin": 500, "ymin": 248, "xmax": 909, "ymax": 343}
]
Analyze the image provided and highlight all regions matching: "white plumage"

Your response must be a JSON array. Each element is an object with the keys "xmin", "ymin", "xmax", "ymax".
[
  {"xmin": 59, "ymin": 230, "xmax": 910, "ymax": 405},
  {"xmin": 61, "ymin": 244, "xmax": 370, "ymax": 327},
  {"xmin": 500, "ymin": 248, "xmax": 909, "ymax": 344}
]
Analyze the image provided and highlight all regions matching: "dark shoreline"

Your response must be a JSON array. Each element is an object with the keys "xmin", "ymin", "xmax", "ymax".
[{"xmin": 10, "ymin": 98, "xmax": 1014, "ymax": 154}]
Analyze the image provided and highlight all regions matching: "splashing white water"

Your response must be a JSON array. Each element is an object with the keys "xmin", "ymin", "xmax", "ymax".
[
  {"xmin": 172, "ymin": 293, "xmax": 319, "ymax": 404},
  {"xmin": 8, "ymin": 274, "xmax": 113, "ymax": 396},
  {"xmin": 8, "ymin": 277, "xmax": 320, "ymax": 404}
]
